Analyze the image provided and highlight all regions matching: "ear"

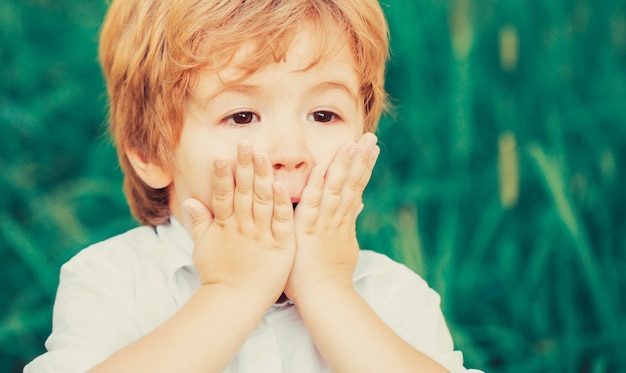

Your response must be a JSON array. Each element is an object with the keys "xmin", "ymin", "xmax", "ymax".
[{"xmin": 126, "ymin": 148, "xmax": 173, "ymax": 189}]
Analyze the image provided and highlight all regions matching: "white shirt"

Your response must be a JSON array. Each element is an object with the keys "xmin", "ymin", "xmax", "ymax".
[{"xmin": 25, "ymin": 218, "xmax": 481, "ymax": 373}]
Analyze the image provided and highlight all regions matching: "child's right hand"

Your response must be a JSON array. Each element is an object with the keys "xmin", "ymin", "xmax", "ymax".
[{"xmin": 184, "ymin": 141, "xmax": 296, "ymax": 309}]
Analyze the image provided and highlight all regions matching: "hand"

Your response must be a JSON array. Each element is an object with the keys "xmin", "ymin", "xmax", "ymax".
[
  {"xmin": 185, "ymin": 142, "xmax": 296, "ymax": 308},
  {"xmin": 285, "ymin": 133, "xmax": 380, "ymax": 303}
]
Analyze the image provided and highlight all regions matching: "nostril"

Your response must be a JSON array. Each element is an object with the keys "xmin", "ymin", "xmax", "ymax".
[{"xmin": 272, "ymin": 162, "xmax": 306, "ymax": 171}]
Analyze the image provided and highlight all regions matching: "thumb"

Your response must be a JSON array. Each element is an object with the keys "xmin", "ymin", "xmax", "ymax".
[{"xmin": 183, "ymin": 198, "xmax": 213, "ymax": 243}]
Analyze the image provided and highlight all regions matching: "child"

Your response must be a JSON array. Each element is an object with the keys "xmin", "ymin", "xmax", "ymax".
[{"xmin": 26, "ymin": 0, "xmax": 482, "ymax": 372}]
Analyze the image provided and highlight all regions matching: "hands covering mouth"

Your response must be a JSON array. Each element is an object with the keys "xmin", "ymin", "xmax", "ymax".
[{"xmin": 184, "ymin": 132, "xmax": 380, "ymax": 308}]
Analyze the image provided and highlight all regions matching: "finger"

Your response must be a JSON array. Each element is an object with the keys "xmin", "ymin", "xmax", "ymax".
[
  {"xmin": 183, "ymin": 197, "xmax": 214, "ymax": 244},
  {"xmin": 234, "ymin": 141, "xmax": 254, "ymax": 222},
  {"xmin": 295, "ymin": 164, "xmax": 326, "ymax": 229},
  {"xmin": 358, "ymin": 144, "xmax": 380, "ymax": 193},
  {"xmin": 271, "ymin": 181, "xmax": 295, "ymax": 245},
  {"xmin": 252, "ymin": 151, "xmax": 274, "ymax": 229},
  {"xmin": 336, "ymin": 133, "xmax": 379, "ymax": 219},
  {"xmin": 211, "ymin": 157, "xmax": 234, "ymax": 223},
  {"xmin": 346, "ymin": 143, "xmax": 380, "ymax": 218},
  {"xmin": 317, "ymin": 142, "xmax": 356, "ymax": 219}
]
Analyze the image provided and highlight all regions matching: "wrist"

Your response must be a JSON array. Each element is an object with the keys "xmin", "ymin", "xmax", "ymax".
[
  {"xmin": 289, "ymin": 276, "xmax": 356, "ymax": 308},
  {"xmin": 197, "ymin": 282, "xmax": 278, "ymax": 313}
]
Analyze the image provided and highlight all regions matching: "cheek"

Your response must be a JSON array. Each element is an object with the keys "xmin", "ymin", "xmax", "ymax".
[
  {"xmin": 174, "ymin": 147, "xmax": 217, "ymax": 198},
  {"xmin": 311, "ymin": 134, "xmax": 354, "ymax": 167},
  {"xmin": 176, "ymin": 128, "xmax": 240, "ymax": 181},
  {"xmin": 172, "ymin": 159, "xmax": 213, "ymax": 205}
]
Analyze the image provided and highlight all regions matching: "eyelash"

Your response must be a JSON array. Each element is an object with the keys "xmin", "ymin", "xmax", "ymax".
[
  {"xmin": 308, "ymin": 110, "xmax": 342, "ymax": 124},
  {"xmin": 222, "ymin": 111, "xmax": 259, "ymax": 126},
  {"xmin": 220, "ymin": 110, "xmax": 342, "ymax": 126}
]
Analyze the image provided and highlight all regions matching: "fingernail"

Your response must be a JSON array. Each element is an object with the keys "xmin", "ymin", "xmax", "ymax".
[
  {"xmin": 367, "ymin": 135, "xmax": 377, "ymax": 149},
  {"xmin": 182, "ymin": 200, "xmax": 194, "ymax": 216},
  {"xmin": 239, "ymin": 142, "xmax": 251, "ymax": 154},
  {"xmin": 370, "ymin": 145, "xmax": 380, "ymax": 159},
  {"xmin": 214, "ymin": 158, "xmax": 227, "ymax": 168}
]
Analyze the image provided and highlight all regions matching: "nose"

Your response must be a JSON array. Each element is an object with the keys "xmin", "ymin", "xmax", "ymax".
[
  {"xmin": 267, "ymin": 122, "xmax": 312, "ymax": 170},
  {"xmin": 266, "ymin": 125, "xmax": 312, "ymax": 199}
]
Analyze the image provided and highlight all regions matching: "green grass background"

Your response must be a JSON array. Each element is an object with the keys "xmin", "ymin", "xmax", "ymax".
[{"xmin": 1, "ymin": 0, "xmax": 625, "ymax": 371}]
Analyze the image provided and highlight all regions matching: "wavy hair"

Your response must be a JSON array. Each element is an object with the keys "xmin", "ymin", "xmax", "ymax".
[{"xmin": 99, "ymin": 0, "xmax": 390, "ymax": 225}]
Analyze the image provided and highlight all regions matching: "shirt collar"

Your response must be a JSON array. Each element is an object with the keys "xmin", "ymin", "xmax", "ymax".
[
  {"xmin": 153, "ymin": 217, "xmax": 382, "ymax": 309},
  {"xmin": 155, "ymin": 217, "xmax": 195, "ymax": 280},
  {"xmin": 155, "ymin": 218, "xmax": 294, "ymax": 311}
]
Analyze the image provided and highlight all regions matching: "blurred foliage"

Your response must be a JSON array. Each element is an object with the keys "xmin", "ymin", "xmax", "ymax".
[{"xmin": 1, "ymin": 0, "xmax": 625, "ymax": 372}]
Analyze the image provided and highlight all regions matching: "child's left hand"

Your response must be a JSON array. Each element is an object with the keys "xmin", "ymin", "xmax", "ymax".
[{"xmin": 284, "ymin": 132, "xmax": 380, "ymax": 303}]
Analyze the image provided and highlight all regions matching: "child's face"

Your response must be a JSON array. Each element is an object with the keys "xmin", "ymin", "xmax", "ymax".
[{"xmin": 169, "ymin": 23, "xmax": 365, "ymax": 227}]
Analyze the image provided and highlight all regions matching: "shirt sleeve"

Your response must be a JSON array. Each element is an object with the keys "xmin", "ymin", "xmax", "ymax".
[
  {"xmin": 355, "ymin": 251, "xmax": 484, "ymax": 373},
  {"xmin": 24, "ymin": 245, "xmax": 143, "ymax": 373}
]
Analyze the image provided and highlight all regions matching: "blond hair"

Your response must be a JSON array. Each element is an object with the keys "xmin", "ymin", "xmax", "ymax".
[{"xmin": 99, "ymin": 0, "xmax": 390, "ymax": 226}]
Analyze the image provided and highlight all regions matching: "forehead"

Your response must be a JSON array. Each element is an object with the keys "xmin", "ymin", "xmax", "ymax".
[
  {"xmin": 189, "ymin": 22, "xmax": 360, "ymax": 104},
  {"xmin": 196, "ymin": 19, "xmax": 358, "ymax": 85}
]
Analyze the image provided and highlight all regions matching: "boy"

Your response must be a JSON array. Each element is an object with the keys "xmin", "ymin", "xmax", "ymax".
[{"xmin": 26, "ymin": 0, "xmax": 482, "ymax": 372}]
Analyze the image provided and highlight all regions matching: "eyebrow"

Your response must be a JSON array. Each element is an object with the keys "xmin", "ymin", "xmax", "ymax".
[
  {"xmin": 201, "ymin": 80, "xmax": 359, "ymax": 106},
  {"xmin": 202, "ymin": 84, "xmax": 263, "ymax": 105},
  {"xmin": 310, "ymin": 81, "xmax": 359, "ymax": 101}
]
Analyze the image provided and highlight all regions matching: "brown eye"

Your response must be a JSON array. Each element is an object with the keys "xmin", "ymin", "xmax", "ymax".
[
  {"xmin": 311, "ymin": 111, "xmax": 337, "ymax": 123},
  {"xmin": 229, "ymin": 111, "xmax": 257, "ymax": 125}
]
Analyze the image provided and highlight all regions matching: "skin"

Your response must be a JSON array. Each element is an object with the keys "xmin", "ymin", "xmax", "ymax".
[{"xmin": 92, "ymin": 22, "xmax": 448, "ymax": 373}]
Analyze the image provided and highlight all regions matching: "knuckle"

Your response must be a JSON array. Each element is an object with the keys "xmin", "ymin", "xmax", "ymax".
[
  {"xmin": 272, "ymin": 207, "xmax": 293, "ymax": 224},
  {"xmin": 254, "ymin": 193, "xmax": 273, "ymax": 205},
  {"xmin": 359, "ymin": 150, "xmax": 371, "ymax": 163},
  {"xmin": 367, "ymin": 155, "xmax": 377, "ymax": 167},
  {"xmin": 345, "ymin": 178, "xmax": 363, "ymax": 192},
  {"xmin": 272, "ymin": 212, "xmax": 290, "ymax": 224},
  {"xmin": 236, "ymin": 183, "xmax": 254, "ymax": 195},
  {"xmin": 191, "ymin": 218, "xmax": 204, "ymax": 229},
  {"xmin": 239, "ymin": 161, "xmax": 254, "ymax": 170},
  {"xmin": 213, "ymin": 189, "xmax": 232, "ymax": 201},
  {"xmin": 213, "ymin": 217, "xmax": 228, "ymax": 227},
  {"xmin": 304, "ymin": 198, "xmax": 321, "ymax": 209},
  {"xmin": 327, "ymin": 183, "xmax": 343, "ymax": 196},
  {"xmin": 254, "ymin": 166, "xmax": 270, "ymax": 178}
]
